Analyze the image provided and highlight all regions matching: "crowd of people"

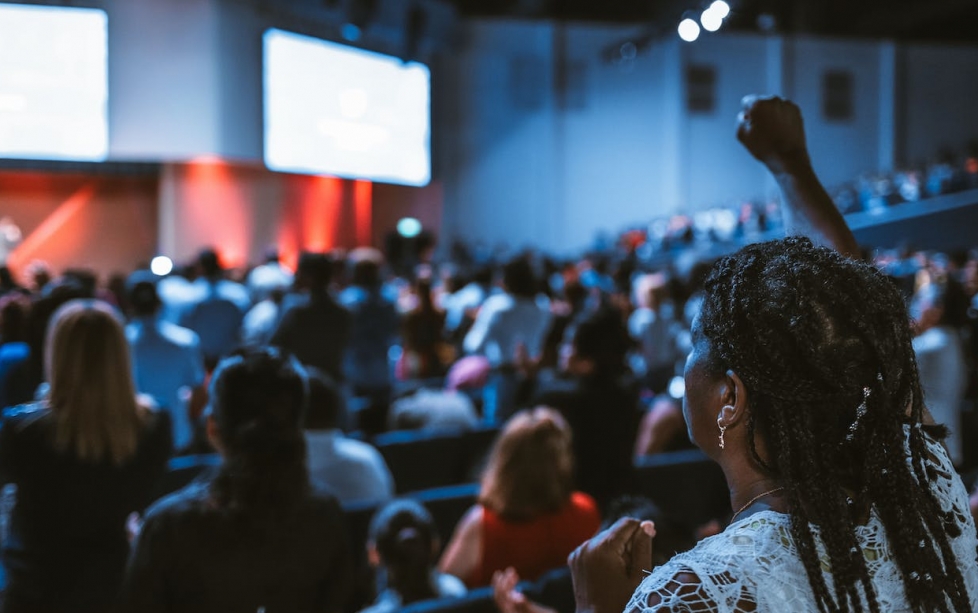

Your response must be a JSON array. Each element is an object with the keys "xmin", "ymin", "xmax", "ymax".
[{"xmin": 0, "ymin": 95, "xmax": 976, "ymax": 612}]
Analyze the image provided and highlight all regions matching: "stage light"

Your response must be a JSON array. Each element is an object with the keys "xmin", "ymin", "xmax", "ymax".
[
  {"xmin": 701, "ymin": 8, "xmax": 723, "ymax": 32},
  {"xmin": 396, "ymin": 217, "xmax": 422, "ymax": 238},
  {"xmin": 709, "ymin": 0, "xmax": 731, "ymax": 19},
  {"xmin": 150, "ymin": 256, "xmax": 173, "ymax": 276},
  {"xmin": 668, "ymin": 376, "xmax": 686, "ymax": 399},
  {"xmin": 678, "ymin": 18, "xmax": 700, "ymax": 42}
]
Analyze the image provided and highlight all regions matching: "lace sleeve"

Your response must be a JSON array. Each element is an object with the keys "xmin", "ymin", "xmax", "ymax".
[
  {"xmin": 913, "ymin": 427, "xmax": 973, "ymax": 527},
  {"xmin": 625, "ymin": 567, "xmax": 724, "ymax": 613}
]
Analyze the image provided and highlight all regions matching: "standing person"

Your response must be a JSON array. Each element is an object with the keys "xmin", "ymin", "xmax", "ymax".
[
  {"xmin": 532, "ymin": 308, "xmax": 641, "ymax": 511},
  {"xmin": 179, "ymin": 248, "xmax": 250, "ymax": 368},
  {"xmin": 0, "ymin": 300, "xmax": 172, "ymax": 613},
  {"xmin": 0, "ymin": 217, "xmax": 21, "ymax": 266},
  {"xmin": 339, "ymin": 248, "xmax": 399, "ymax": 402},
  {"xmin": 125, "ymin": 275, "xmax": 207, "ymax": 454},
  {"xmin": 398, "ymin": 277, "xmax": 451, "ymax": 381},
  {"xmin": 121, "ymin": 348, "xmax": 353, "ymax": 613},
  {"xmin": 271, "ymin": 253, "xmax": 351, "ymax": 383},
  {"xmin": 570, "ymin": 96, "xmax": 978, "ymax": 613}
]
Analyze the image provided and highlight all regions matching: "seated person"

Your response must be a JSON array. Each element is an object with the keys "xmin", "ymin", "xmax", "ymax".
[
  {"xmin": 304, "ymin": 368, "xmax": 395, "ymax": 505},
  {"xmin": 360, "ymin": 499, "xmax": 466, "ymax": 613},
  {"xmin": 438, "ymin": 408, "xmax": 600, "ymax": 587},
  {"xmin": 120, "ymin": 348, "xmax": 353, "ymax": 613}
]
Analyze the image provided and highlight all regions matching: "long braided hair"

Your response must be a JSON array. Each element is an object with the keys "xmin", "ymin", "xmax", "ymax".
[{"xmin": 698, "ymin": 237, "xmax": 971, "ymax": 613}]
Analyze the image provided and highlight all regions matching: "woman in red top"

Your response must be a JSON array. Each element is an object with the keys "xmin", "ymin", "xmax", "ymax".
[{"xmin": 438, "ymin": 407, "xmax": 601, "ymax": 587}]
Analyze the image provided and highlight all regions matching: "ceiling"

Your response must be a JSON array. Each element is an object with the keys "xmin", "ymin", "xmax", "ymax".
[{"xmin": 446, "ymin": 0, "xmax": 978, "ymax": 43}]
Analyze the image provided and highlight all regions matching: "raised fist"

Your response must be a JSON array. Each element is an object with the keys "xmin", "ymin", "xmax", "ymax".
[{"xmin": 736, "ymin": 95, "xmax": 810, "ymax": 173}]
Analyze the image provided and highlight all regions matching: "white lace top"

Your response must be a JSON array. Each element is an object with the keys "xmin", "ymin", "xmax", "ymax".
[{"xmin": 627, "ymin": 430, "xmax": 978, "ymax": 612}]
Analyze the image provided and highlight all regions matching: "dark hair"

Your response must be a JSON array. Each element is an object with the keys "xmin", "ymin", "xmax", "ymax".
[
  {"xmin": 369, "ymin": 499, "xmax": 439, "ymax": 605},
  {"xmin": 571, "ymin": 308, "xmax": 630, "ymax": 378},
  {"xmin": 208, "ymin": 347, "xmax": 310, "ymax": 527},
  {"xmin": 0, "ymin": 293, "xmax": 30, "ymax": 344},
  {"xmin": 296, "ymin": 252, "xmax": 332, "ymax": 292},
  {"xmin": 502, "ymin": 257, "xmax": 537, "ymax": 299},
  {"xmin": 127, "ymin": 278, "xmax": 162, "ymax": 317},
  {"xmin": 351, "ymin": 259, "xmax": 382, "ymax": 289},
  {"xmin": 304, "ymin": 368, "xmax": 342, "ymax": 431},
  {"xmin": 699, "ymin": 237, "xmax": 970, "ymax": 613},
  {"xmin": 198, "ymin": 248, "xmax": 222, "ymax": 278}
]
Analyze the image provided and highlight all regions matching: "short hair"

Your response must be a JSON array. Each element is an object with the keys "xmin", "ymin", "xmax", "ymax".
[
  {"xmin": 502, "ymin": 257, "xmax": 537, "ymax": 299},
  {"xmin": 126, "ymin": 274, "xmax": 162, "ymax": 317},
  {"xmin": 296, "ymin": 252, "xmax": 332, "ymax": 290},
  {"xmin": 304, "ymin": 368, "xmax": 343, "ymax": 430},
  {"xmin": 45, "ymin": 300, "xmax": 146, "ymax": 464},
  {"xmin": 479, "ymin": 407, "xmax": 574, "ymax": 522},
  {"xmin": 198, "ymin": 248, "xmax": 222, "ymax": 277},
  {"xmin": 571, "ymin": 308, "xmax": 631, "ymax": 376}
]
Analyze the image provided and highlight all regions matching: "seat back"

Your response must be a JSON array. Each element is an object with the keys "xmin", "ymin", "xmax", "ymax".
[
  {"xmin": 633, "ymin": 449, "xmax": 730, "ymax": 531},
  {"xmin": 373, "ymin": 428, "xmax": 468, "ymax": 494}
]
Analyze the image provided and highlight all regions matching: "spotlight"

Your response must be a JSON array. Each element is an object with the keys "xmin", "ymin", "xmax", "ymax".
[
  {"xmin": 709, "ymin": 0, "xmax": 730, "ymax": 19},
  {"xmin": 678, "ymin": 18, "xmax": 700, "ymax": 42},
  {"xmin": 668, "ymin": 376, "xmax": 686, "ymax": 399},
  {"xmin": 701, "ymin": 8, "xmax": 723, "ymax": 32},
  {"xmin": 396, "ymin": 217, "xmax": 422, "ymax": 238},
  {"xmin": 150, "ymin": 256, "xmax": 173, "ymax": 276}
]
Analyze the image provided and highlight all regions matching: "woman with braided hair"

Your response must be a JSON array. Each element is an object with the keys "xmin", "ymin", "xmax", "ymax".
[{"xmin": 569, "ymin": 96, "xmax": 978, "ymax": 613}]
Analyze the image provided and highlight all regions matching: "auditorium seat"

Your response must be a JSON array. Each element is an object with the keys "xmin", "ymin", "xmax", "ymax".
[
  {"xmin": 396, "ymin": 586, "xmax": 496, "ymax": 613},
  {"xmin": 152, "ymin": 453, "xmax": 222, "ymax": 502},
  {"xmin": 408, "ymin": 482, "xmax": 480, "ymax": 546},
  {"xmin": 372, "ymin": 428, "xmax": 470, "ymax": 494},
  {"xmin": 633, "ymin": 449, "xmax": 730, "ymax": 531}
]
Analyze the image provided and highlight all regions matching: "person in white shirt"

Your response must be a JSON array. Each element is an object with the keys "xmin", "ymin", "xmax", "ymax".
[
  {"xmin": 304, "ymin": 368, "xmax": 394, "ymax": 506},
  {"xmin": 463, "ymin": 258, "xmax": 551, "ymax": 367},
  {"xmin": 246, "ymin": 248, "xmax": 293, "ymax": 304},
  {"xmin": 628, "ymin": 273, "xmax": 683, "ymax": 395},
  {"xmin": 125, "ymin": 274, "xmax": 207, "ymax": 452},
  {"xmin": 0, "ymin": 217, "xmax": 21, "ymax": 266}
]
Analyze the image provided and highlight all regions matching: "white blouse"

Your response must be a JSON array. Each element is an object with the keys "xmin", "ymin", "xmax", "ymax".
[{"xmin": 626, "ymin": 429, "xmax": 978, "ymax": 612}]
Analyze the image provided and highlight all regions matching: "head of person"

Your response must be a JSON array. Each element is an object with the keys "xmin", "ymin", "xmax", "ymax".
[
  {"xmin": 480, "ymin": 407, "xmax": 574, "ymax": 522},
  {"xmin": 367, "ymin": 499, "xmax": 441, "ymax": 604},
  {"xmin": 295, "ymin": 252, "xmax": 332, "ymax": 293},
  {"xmin": 197, "ymin": 248, "xmax": 223, "ymax": 279},
  {"xmin": 348, "ymin": 247, "xmax": 384, "ymax": 289},
  {"xmin": 126, "ymin": 274, "xmax": 162, "ymax": 318},
  {"xmin": 207, "ymin": 347, "xmax": 309, "ymax": 522},
  {"xmin": 684, "ymin": 236, "xmax": 970, "ymax": 613},
  {"xmin": 501, "ymin": 257, "xmax": 537, "ymax": 300},
  {"xmin": 563, "ymin": 308, "xmax": 630, "ymax": 379},
  {"xmin": 0, "ymin": 293, "xmax": 30, "ymax": 344},
  {"xmin": 413, "ymin": 275, "xmax": 435, "ymax": 311},
  {"xmin": 45, "ymin": 299, "xmax": 146, "ymax": 464},
  {"xmin": 303, "ymin": 367, "xmax": 343, "ymax": 431},
  {"xmin": 633, "ymin": 273, "xmax": 669, "ymax": 312}
]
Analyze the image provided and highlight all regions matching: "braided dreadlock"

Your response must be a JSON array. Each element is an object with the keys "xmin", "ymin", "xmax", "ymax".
[{"xmin": 698, "ymin": 237, "xmax": 971, "ymax": 613}]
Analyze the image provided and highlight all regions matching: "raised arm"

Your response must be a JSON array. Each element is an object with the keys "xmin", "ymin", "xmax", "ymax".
[{"xmin": 737, "ymin": 95, "xmax": 860, "ymax": 259}]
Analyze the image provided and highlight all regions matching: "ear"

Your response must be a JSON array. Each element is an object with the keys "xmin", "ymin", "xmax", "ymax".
[
  {"xmin": 717, "ymin": 369, "xmax": 749, "ymax": 429},
  {"xmin": 206, "ymin": 416, "xmax": 225, "ymax": 456}
]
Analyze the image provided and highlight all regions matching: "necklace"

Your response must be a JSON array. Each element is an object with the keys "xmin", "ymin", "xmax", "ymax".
[{"xmin": 731, "ymin": 486, "xmax": 785, "ymax": 523}]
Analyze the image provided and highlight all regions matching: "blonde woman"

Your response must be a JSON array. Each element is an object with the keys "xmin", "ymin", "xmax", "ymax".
[
  {"xmin": 439, "ymin": 408, "xmax": 600, "ymax": 587},
  {"xmin": 0, "ymin": 299, "xmax": 172, "ymax": 613}
]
